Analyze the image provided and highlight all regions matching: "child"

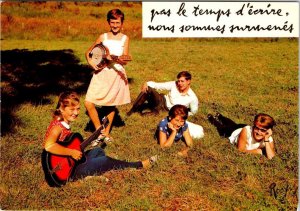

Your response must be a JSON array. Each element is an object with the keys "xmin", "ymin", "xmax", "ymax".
[
  {"xmin": 208, "ymin": 112, "xmax": 276, "ymax": 159},
  {"xmin": 127, "ymin": 71, "xmax": 198, "ymax": 116},
  {"xmin": 155, "ymin": 104, "xmax": 193, "ymax": 157},
  {"xmin": 43, "ymin": 91, "xmax": 157, "ymax": 184},
  {"xmin": 85, "ymin": 9, "xmax": 131, "ymax": 139},
  {"xmin": 128, "ymin": 70, "xmax": 204, "ymax": 139}
]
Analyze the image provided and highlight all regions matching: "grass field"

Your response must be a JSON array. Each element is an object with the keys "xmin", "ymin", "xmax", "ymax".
[{"xmin": 1, "ymin": 2, "xmax": 299, "ymax": 210}]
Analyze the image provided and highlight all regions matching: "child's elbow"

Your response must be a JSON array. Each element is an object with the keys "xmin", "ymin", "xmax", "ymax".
[
  {"xmin": 160, "ymin": 144, "xmax": 169, "ymax": 149},
  {"xmin": 44, "ymin": 143, "xmax": 55, "ymax": 152},
  {"xmin": 267, "ymin": 154, "xmax": 276, "ymax": 160},
  {"xmin": 159, "ymin": 142, "xmax": 170, "ymax": 149},
  {"xmin": 237, "ymin": 147, "xmax": 246, "ymax": 153}
]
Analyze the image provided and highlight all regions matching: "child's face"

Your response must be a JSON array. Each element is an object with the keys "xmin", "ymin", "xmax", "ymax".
[
  {"xmin": 170, "ymin": 115, "xmax": 185, "ymax": 130},
  {"xmin": 60, "ymin": 103, "xmax": 80, "ymax": 124},
  {"xmin": 176, "ymin": 77, "xmax": 191, "ymax": 92},
  {"xmin": 109, "ymin": 17, "xmax": 122, "ymax": 34},
  {"xmin": 252, "ymin": 122, "xmax": 269, "ymax": 141}
]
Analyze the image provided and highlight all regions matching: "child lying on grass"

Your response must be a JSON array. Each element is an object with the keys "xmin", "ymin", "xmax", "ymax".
[
  {"xmin": 155, "ymin": 104, "xmax": 194, "ymax": 157},
  {"xmin": 208, "ymin": 112, "xmax": 276, "ymax": 159}
]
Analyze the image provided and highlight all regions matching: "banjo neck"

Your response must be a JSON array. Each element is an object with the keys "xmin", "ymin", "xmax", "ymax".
[{"xmin": 110, "ymin": 55, "xmax": 132, "ymax": 62}]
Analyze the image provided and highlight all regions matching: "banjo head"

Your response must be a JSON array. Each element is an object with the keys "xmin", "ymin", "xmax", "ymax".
[{"xmin": 89, "ymin": 43, "xmax": 108, "ymax": 67}]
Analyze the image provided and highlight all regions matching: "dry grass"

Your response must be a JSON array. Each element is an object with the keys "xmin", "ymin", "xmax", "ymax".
[
  {"xmin": 1, "ymin": 2, "xmax": 142, "ymax": 40},
  {"xmin": 0, "ymin": 2, "xmax": 298, "ymax": 210}
]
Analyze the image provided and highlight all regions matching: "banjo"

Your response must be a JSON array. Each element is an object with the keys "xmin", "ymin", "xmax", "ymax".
[{"xmin": 89, "ymin": 43, "xmax": 132, "ymax": 72}]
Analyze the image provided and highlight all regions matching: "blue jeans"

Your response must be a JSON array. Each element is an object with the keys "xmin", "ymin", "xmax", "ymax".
[{"xmin": 71, "ymin": 148, "xmax": 143, "ymax": 180}]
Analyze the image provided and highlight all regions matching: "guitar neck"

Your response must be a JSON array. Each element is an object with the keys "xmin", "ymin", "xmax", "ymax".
[
  {"xmin": 80, "ymin": 117, "xmax": 108, "ymax": 150},
  {"xmin": 80, "ymin": 126, "xmax": 103, "ymax": 150}
]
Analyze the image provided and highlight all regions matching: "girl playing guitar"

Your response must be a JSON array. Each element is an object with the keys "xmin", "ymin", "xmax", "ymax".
[{"xmin": 42, "ymin": 91, "xmax": 157, "ymax": 185}]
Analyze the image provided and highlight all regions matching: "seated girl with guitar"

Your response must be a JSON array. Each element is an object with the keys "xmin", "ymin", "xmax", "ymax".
[{"xmin": 42, "ymin": 91, "xmax": 157, "ymax": 187}]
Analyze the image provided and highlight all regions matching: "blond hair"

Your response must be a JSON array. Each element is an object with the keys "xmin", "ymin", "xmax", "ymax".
[{"xmin": 53, "ymin": 91, "xmax": 80, "ymax": 120}]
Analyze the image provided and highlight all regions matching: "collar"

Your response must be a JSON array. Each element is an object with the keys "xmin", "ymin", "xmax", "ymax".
[
  {"xmin": 179, "ymin": 87, "xmax": 192, "ymax": 96},
  {"xmin": 61, "ymin": 121, "xmax": 71, "ymax": 129},
  {"xmin": 186, "ymin": 88, "xmax": 193, "ymax": 96}
]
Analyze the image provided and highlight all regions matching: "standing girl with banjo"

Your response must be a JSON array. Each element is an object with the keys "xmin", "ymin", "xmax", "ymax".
[{"xmin": 85, "ymin": 9, "xmax": 131, "ymax": 141}]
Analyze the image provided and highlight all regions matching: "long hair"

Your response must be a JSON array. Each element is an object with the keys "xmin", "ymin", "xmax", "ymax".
[{"xmin": 53, "ymin": 91, "xmax": 80, "ymax": 120}]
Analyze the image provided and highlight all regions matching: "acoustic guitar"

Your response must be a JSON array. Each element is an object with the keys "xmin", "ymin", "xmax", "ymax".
[
  {"xmin": 89, "ymin": 42, "xmax": 132, "ymax": 72},
  {"xmin": 41, "ymin": 117, "xmax": 108, "ymax": 187}
]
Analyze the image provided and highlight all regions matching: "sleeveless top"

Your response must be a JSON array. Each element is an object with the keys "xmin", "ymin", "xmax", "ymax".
[
  {"xmin": 85, "ymin": 33, "xmax": 131, "ymax": 106},
  {"xmin": 103, "ymin": 33, "xmax": 127, "ymax": 56},
  {"xmin": 228, "ymin": 125, "xmax": 274, "ymax": 150},
  {"xmin": 103, "ymin": 33, "xmax": 127, "ymax": 71},
  {"xmin": 43, "ymin": 120, "xmax": 71, "ymax": 147}
]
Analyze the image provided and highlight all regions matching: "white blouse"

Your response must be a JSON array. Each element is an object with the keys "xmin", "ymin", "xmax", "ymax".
[{"xmin": 228, "ymin": 125, "xmax": 273, "ymax": 150}]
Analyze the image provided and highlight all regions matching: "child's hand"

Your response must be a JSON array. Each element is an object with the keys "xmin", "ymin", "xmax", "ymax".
[
  {"xmin": 87, "ymin": 57, "xmax": 101, "ymax": 71},
  {"xmin": 70, "ymin": 149, "xmax": 82, "ymax": 161},
  {"xmin": 92, "ymin": 64, "xmax": 101, "ymax": 72},
  {"xmin": 100, "ymin": 129, "xmax": 109, "ymax": 138},
  {"xmin": 264, "ymin": 129, "xmax": 273, "ymax": 141},
  {"xmin": 141, "ymin": 82, "xmax": 148, "ymax": 93},
  {"xmin": 168, "ymin": 122, "xmax": 177, "ymax": 132},
  {"xmin": 116, "ymin": 58, "xmax": 127, "ymax": 65},
  {"xmin": 107, "ymin": 55, "xmax": 112, "ymax": 61}
]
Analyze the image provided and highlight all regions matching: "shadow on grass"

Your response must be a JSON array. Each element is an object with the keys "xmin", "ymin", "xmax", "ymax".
[{"xmin": 1, "ymin": 49, "xmax": 92, "ymax": 135}]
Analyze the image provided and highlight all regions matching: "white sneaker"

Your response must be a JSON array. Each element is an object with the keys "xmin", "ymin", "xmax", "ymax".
[
  {"xmin": 91, "ymin": 135, "xmax": 106, "ymax": 147},
  {"xmin": 149, "ymin": 155, "xmax": 158, "ymax": 165}
]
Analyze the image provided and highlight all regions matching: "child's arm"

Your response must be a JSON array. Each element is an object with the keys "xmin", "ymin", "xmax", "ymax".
[
  {"xmin": 44, "ymin": 126, "xmax": 82, "ymax": 161},
  {"xmin": 146, "ymin": 81, "xmax": 174, "ymax": 92},
  {"xmin": 264, "ymin": 142, "xmax": 276, "ymax": 159},
  {"xmin": 141, "ymin": 81, "xmax": 173, "ymax": 93},
  {"xmin": 122, "ymin": 36, "xmax": 130, "ymax": 55},
  {"xmin": 189, "ymin": 97, "xmax": 198, "ymax": 116},
  {"xmin": 159, "ymin": 123, "xmax": 177, "ymax": 148},
  {"xmin": 237, "ymin": 128, "xmax": 263, "ymax": 155},
  {"xmin": 182, "ymin": 128, "xmax": 193, "ymax": 148},
  {"xmin": 264, "ymin": 129, "xmax": 276, "ymax": 159}
]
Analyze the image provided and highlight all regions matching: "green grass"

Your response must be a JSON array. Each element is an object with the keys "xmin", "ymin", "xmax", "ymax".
[
  {"xmin": 1, "ymin": 38, "xmax": 298, "ymax": 210},
  {"xmin": 0, "ymin": 2, "xmax": 298, "ymax": 210}
]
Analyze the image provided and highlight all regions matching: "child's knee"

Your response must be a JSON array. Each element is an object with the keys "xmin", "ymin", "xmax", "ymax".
[{"xmin": 84, "ymin": 101, "xmax": 94, "ymax": 109}]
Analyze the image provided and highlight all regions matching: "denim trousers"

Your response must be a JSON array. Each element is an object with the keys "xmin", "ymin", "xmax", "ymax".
[{"xmin": 71, "ymin": 147, "xmax": 142, "ymax": 180}]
